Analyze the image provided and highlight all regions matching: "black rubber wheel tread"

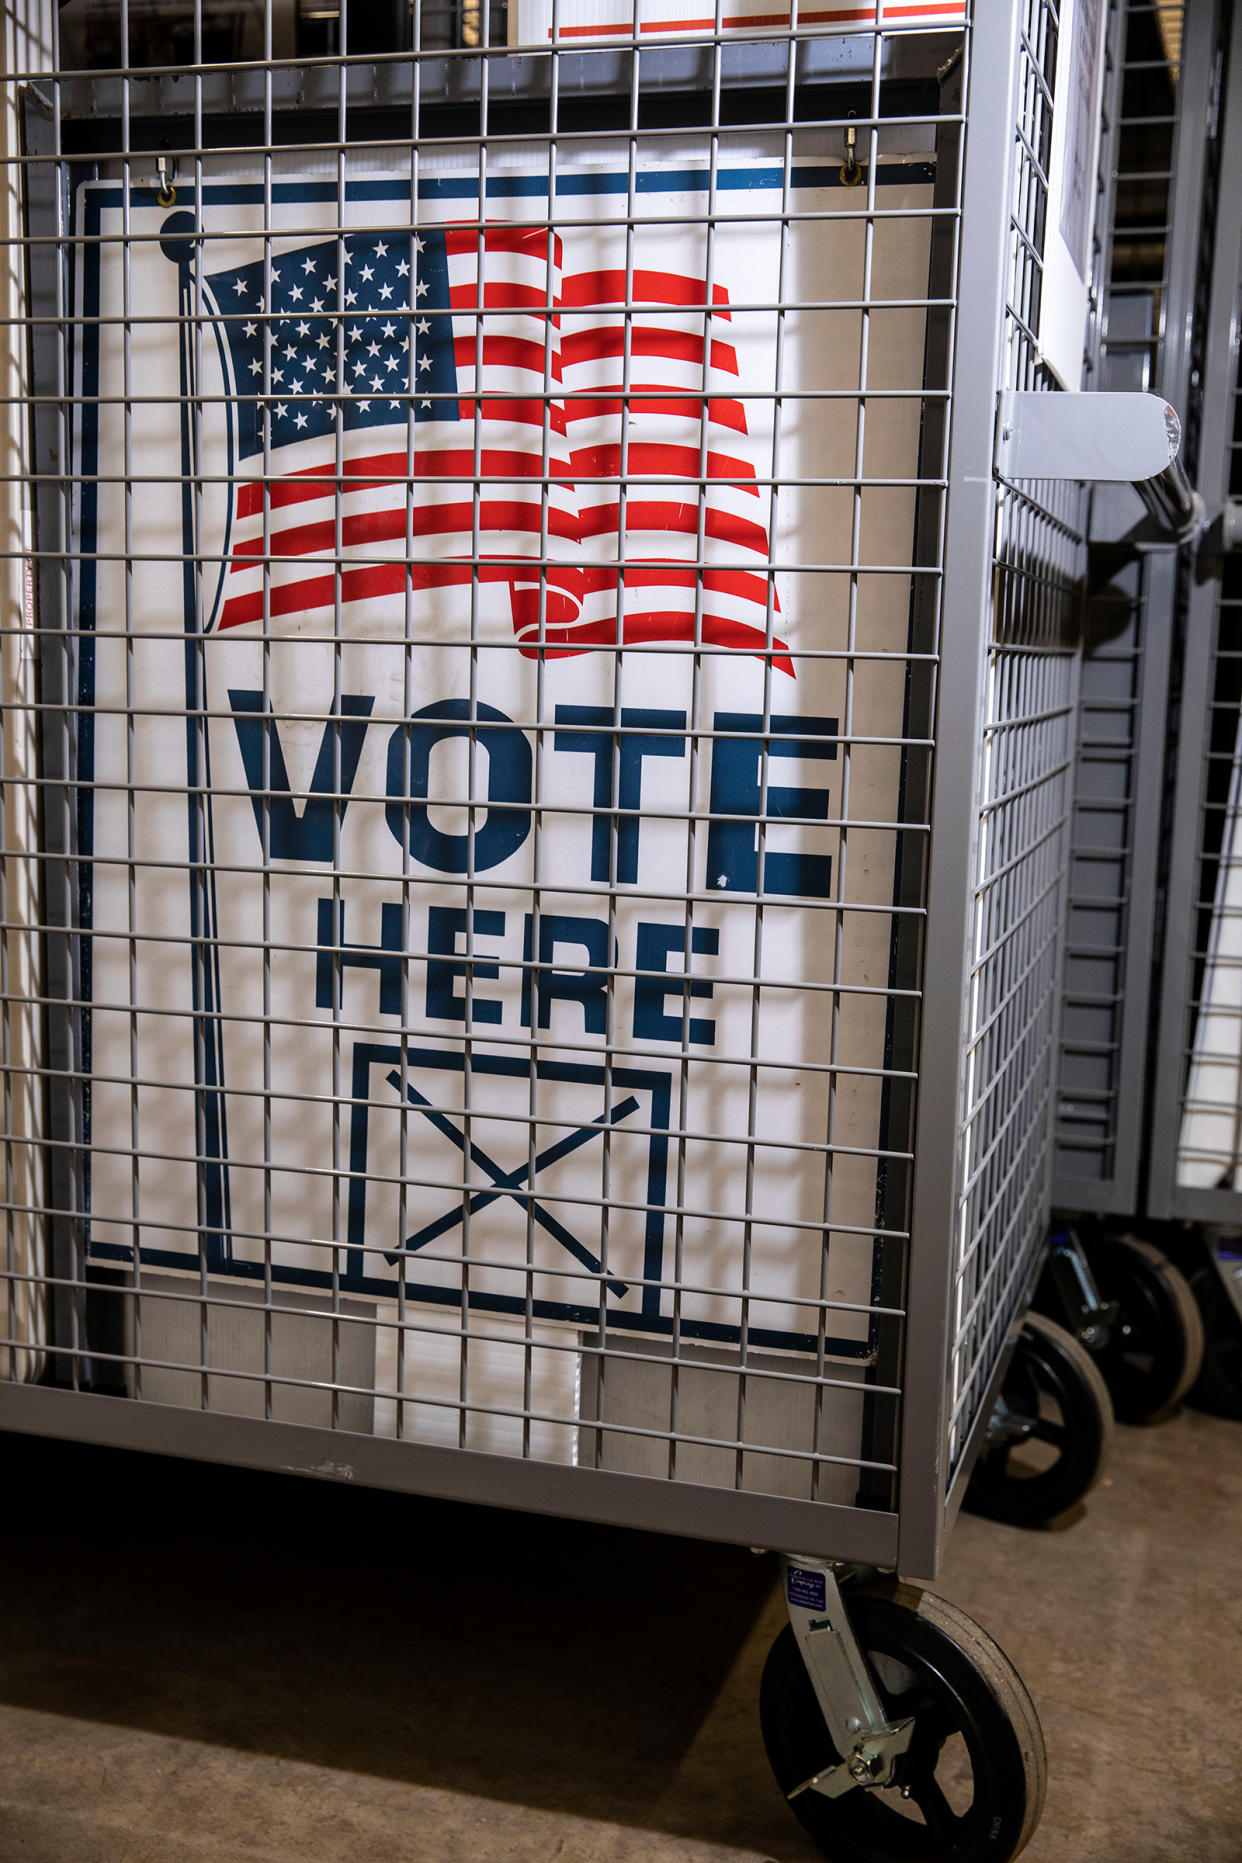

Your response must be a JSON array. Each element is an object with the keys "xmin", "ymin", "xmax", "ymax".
[
  {"xmin": 1188, "ymin": 1266, "xmax": 1242, "ymax": 1420},
  {"xmin": 1081, "ymin": 1233, "xmax": 1205, "ymax": 1421},
  {"xmin": 963, "ymin": 1312, "xmax": 1114, "ymax": 1528},
  {"xmin": 760, "ymin": 1578, "xmax": 1046, "ymax": 1863},
  {"xmin": 886, "ymin": 1586, "xmax": 1047, "ymax": 1863}
]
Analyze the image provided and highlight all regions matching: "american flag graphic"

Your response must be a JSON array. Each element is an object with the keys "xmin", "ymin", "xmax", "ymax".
[{"xmin": 207, "ymin": 220, "xmax": 790, "ymax": 671}]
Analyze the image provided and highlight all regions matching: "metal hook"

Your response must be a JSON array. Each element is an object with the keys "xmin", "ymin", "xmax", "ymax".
[
  {"xmin": 157, "ymin": 156, "xmax": 177, "ymax": 208},
  {"xmin": 840, "ymin": 119, "xmax": 863, "ymax": 188}
]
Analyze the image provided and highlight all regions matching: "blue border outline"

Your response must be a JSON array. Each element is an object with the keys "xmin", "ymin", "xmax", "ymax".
[
  {"xmin": 89, "ymin": 1027, "xmax": 870, "ymax": 1355},
  {"xmin": 347, "ymin": 1042, "xmax": 670, "ymax": 1319},
  {"xmin": 93, "ymin": 163, "xmax": 936, "ymax": 216}
]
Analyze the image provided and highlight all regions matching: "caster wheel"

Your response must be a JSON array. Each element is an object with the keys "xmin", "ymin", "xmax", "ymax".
[
  {"xmin": 963, "ymin": 1311, "xmax": 1113, "ymax": 1527},
  {"xmin": 1079, "ymin": 1233, "xmax": 1205, "ymax": 1423},
  {"xmin": 760, "ymin": 1580, "xmax": 1046, "ymax": 1863},
  {"xmin": 1187, "ymin": 1267, "xmax": 1242, "ymax": 1420}
]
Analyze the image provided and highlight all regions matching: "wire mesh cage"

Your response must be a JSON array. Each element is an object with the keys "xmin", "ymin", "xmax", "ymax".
[
  {"xmin": 1147, "ymin": 9, "xmax": 1242, "ymax": 1224},
  {"xmin": 1053, "ymin": 0, "xmax": 1225, "ymax": 1219},
  {"xmin": 0, "ymin": 0, "xmax": 1098, "ymax": 1594},
  {"xmin": 929, "ymin": 0, "xmax": 1105, "ymax": 1491}
]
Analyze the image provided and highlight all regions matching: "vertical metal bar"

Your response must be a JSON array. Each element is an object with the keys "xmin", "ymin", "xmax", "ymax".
[
  {"xmin": 523, "ymin": 38, "xmax": 560, "ymax": 1459},
  {"xmin": 397, "ymin": 0, "xmax": 426, "ymax": 1438},
  {"xmin": 121, "ymin": 4, "xmax": 139, "ymax": 1402},
  {"xmin": 330, "ymin": 0, "xmax": 348, "ymax": 1433},
  {"xmin": 897, "ymin": 0, "xmax": 1023, "ymax": 1583},
  {"xmin": 261, "ymin": 0, "xmax": 276, "ymax": 1424},
  {"xmin": 23, "ymin": 74, "xmax": 73, "ymax": 1385}
]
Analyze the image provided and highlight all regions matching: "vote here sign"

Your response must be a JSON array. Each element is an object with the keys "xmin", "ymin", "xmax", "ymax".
[{"xmin": 72, "ymin": 137, "xmax": 932, "ymax": 1381}]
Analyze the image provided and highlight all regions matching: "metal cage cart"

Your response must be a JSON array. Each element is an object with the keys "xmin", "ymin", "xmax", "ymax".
[
  {"xmin": 1142, "ymin": 2, "xmax": 1242, "ymax": 1416},
  {"xmin": 1045, "ymin": 0, "xmax": 1242, "ymax": 1425},
  {"xmin": 1052, "ymin": 0, "xmax": 1219, "ymax": 1220},
  {"xmin": 0, "ymin": 1, "xmax": 1173, "ymax": 1854}
]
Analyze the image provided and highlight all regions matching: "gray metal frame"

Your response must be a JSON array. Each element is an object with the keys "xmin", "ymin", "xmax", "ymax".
[
  {"xmin": 897, "ymin": 0, "xmax": 1023, "ymax": 1579},
  {"xmin": 0, "ymin": 0, "xmax": 1094, "ymax": 1586},
  {"xmin": 905, "ymin": 0, "xmax": 1123, "ymax": 1568},
  {"xmin": 0, "ymin": 1374, "xmax": 902, "ymax": 1561}
]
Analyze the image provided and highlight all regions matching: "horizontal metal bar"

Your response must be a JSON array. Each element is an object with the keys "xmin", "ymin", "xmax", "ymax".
[
  {"xmin": 0, "ymin": 1065, "xmax": 923, "ymax": 1162},
  {"xmin": 1, "ymin": 1277, "xmax": 905, "ymax": 1382},
  {"xmin": 0, "ymin": 709, "xmax": 940, "ymax": 749},
  {"xmin": 33, "ymin": 23, "xmax": 962, "ymax": 91},
  {"xmin": 0, "ymin": 931, "xmax": 931, "ymax": 1006},
  {"xmin": 0, "ymin": 1123, "xmax": 919, "ymax": 1239},
  {"xmin": 0, "ymin": 210, "xmax": 966, "ymax": 249},
  {"xmin": 13, "ymin": 1340, "xmax": 899, "ymax": 1470},
  {"xmin": 0, "ymin": 1382, "xmax": 901, "ymax": 1564},
  {"xmin": 0, "ymin": 302, "xmax": 959, "ymax": 328},
  {"xmin": 0, "ymin": 1060, "xmax": 921, "ymax": 1163},
  {"xmin": 1, "ymin": 1209, "xmax": 912, "ymax": 1302}
]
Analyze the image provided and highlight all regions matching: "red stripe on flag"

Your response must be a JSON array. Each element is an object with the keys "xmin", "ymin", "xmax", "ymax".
[
  {"xmin": 561, "ymin": 269, "xmax": 732, "ymax": 316},
  {"xmin": 515, "ymin": 608, "xmax": 793, "ymax": 676},
  {"xmin": 576, "ymin": 562, "xmax": 779, "ymax": 610},
  {"xmin": 561, "ymin": 325, "xmax": 739, "ymax": 376},
  {"xmin": 568, "ymin": 440, "xmax": 759, "ymax": 491},
  {"xmin": 448, "ymin": 282, "xmax": 560, "ymax": 317},
  {"xmin": 452, "ymin": 332, "xmax": 562, "ymax": 379},
  {"xmin": 455, "ymin": 396, "xmax": 569, "ymax": 437},
  {"xmin": 576, "ymin": 498, "xmax": 769, "ymax": 555},
  {"xmin": 232, "ymin": 496, "xmax": 580, "ymax": 563},
  {"xmin": 562, "ymin": 390, "xmax": 748, "ymax": 435},
  {"xmin": 234, "ymin": 448, "xmax": 573, "ymax": 519},
  {"xmin": 219, "ymin": 558, "xmax": 582, "ymax": 632}
]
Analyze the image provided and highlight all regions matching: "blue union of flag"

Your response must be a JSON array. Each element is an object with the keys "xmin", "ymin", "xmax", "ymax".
[{"xmin": 206, "ymin": 227, "xmax": 458, "ymax": 457}]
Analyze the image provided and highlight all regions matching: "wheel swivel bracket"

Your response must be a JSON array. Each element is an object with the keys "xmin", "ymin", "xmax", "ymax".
[{"xmin": 778, "ymin": 1553, "xmax": 914, "ymax": 1800}]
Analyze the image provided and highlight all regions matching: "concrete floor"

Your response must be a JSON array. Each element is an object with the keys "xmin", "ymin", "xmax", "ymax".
[{"xmin": 0, "ymin": 1404, "xmax": 1238, "ymax": 1863}]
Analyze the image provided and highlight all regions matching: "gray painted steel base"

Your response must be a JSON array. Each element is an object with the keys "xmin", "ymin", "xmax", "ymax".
[{"xmin": 0, "ymin": 1380, "xmax": 901, "ymax": 1568}]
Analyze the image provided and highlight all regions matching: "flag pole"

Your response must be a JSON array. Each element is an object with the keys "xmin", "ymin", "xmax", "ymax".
[{"xmin": 160, "ymin": 210, "xmax": 232, "ymax": 1272}]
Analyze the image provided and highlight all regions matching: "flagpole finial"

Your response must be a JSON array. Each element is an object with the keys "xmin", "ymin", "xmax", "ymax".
[{"xmin": 159, "ymin": 210, "xmax": 199, "ymax": 269}]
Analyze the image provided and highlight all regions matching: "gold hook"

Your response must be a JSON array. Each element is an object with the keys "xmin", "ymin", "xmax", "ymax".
[
  {"xmin": 840, "ymin": 120, "xmax": 864, "ymax": 188},
  {"xmin": 157, "ymin": 156, "xmax": 177, "ymax": 208}
]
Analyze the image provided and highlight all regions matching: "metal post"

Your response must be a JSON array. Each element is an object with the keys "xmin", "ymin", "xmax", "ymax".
[{"xmin": 896, "ymin": 0, "xmax": 1024, "ymax": 1582}]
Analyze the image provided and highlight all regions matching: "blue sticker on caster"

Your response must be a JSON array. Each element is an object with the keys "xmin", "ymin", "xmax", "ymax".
[{"xmin": 785, "ymin": 1565, "xmax": 826, "ymax": 1611}]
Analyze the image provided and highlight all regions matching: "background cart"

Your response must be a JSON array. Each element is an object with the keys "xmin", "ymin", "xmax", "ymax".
[{"xmin": 1048, "ymin": 0, "xmax": 1242, "ymax": 1425}]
